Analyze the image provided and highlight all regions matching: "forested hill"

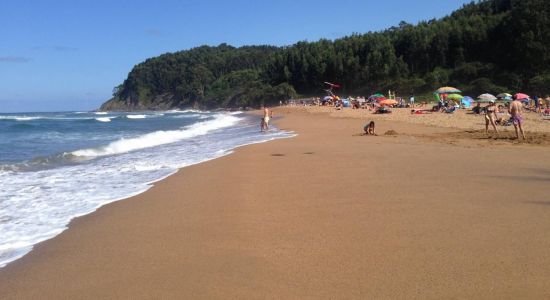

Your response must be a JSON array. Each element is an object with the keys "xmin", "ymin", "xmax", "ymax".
[{"xmin": 100, "ymin": 0, "xmax": 550, "ymax": 111}]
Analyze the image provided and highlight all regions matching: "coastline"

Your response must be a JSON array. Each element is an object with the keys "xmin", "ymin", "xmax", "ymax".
[
  {"xmin": 1, "ymin": 107, "xmax": 550, "ymax": 298},
  {"xmin": 0, "ymin": 111, "xmax": 292, "ymax": 269}
]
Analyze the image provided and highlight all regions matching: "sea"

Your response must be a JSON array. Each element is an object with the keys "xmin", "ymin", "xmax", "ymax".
[{"xmin": 0, "ymin": 110, "xmax": 293, "ymax": 268}]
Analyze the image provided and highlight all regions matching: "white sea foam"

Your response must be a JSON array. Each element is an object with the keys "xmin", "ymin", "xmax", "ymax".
[
  {"xmin": 171, "ymin": 113, "xmax": 201, "ymax": 119},
  {"xmin": 134, "ymin": 164, "xmax": 165, "ymax": 171},
  {"xmin": 16, "ymin": 117, "xmax": 42, "ymax": 121},
  {"xmin": 0, "ymin": 116, "xmax": 19, "ymax": 120},
  {"xmin": 0, "ymin": 112, "xmax": 294, "ymax": 268},
  {"xmin": 95, "ymin": 117, "xmax": 112, "ymax": 122},
  {"xmin": 126, "ymin": 114, "xmax": 147, "ymax": 119},
  {"xmin": 177, "ymin": 109, "xmax": 204, "ymax": 113},
  {"xmin": 94, "ymin": 112, "xmax": 108, "ymax": 115},
  {"xmin": 72, "ymin": 114, "xmax": 239, "ymax": 158}
]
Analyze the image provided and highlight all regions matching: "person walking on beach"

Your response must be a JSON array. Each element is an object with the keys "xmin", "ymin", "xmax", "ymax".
[
  {"xmin": 484, "ymin": 101, "xmax": 499, "ymax": 137},
  {"xmin": 509, "ymin": 96, "xmax": 526, "ymax": 140},
  {"xmin": 261, "ymin": 107, "xmax": 271, "ymax": 132}
]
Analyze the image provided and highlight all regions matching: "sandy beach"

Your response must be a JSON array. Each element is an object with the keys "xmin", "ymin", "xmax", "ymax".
[
  {"xmin": 1, "ymin": 107, "xmax": 550, "ymax": 299},
  {"xmin": 303, "ymin": 104, "xmax": 550, "ymax": 133}
]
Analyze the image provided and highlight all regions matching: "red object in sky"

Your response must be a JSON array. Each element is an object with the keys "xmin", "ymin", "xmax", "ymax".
[{"xmin": 324, "ymin": 81, "xmax": 341, "ymax": 88}]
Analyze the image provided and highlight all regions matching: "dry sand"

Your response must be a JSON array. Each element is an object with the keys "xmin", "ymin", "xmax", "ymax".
[
  {"xmin": 304, "ymin": 104, "xmax": 550, "ymax": 133},
  {"xmin": 1, "ymin": 107, "xmax": 550, "ymax": 299}
]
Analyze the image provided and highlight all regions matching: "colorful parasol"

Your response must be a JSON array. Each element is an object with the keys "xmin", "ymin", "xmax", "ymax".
[
  {"xmin": 477, "ymin": 93, "xmax": 497, "ymax": 101},
  {"xmin": 379, "ymin": 99, "xmax": 398, "ymax": 106},
  {"xmin": 446, "ymin": 94, "xmax": 463, "ymax": 101},
  {"xmin": 368, "ymin": 93, "xmax": 385, "ymax": 99},
  {"xmin": 496, "ymin": 93, "xmax": 512, "ymax": 100},
  {"xmin": 514, "ymin": 93, "xmax": 529, "ymax": 100},
  {"xmin": 436, "ymin": 86, "xmax": 461, "ymax": 94}
]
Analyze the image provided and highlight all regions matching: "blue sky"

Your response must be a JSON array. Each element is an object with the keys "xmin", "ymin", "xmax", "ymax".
[{"xmin": 0, "ymin": 0, "xmax": 472, "ymax": 112}]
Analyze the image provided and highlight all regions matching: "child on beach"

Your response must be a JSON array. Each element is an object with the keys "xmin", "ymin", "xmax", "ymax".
[
  {"xmin": 364, "ymin": 121, "xmax": 376, "ymax": 135},
  {"xmin": 260, "ymin": 117, "xmax": 266, "ymax": 132}
]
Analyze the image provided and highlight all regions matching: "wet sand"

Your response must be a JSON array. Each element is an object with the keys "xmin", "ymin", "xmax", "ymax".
[{"xmin": 1, "ymin": 107, "xmax": 550, "ymax": 299}]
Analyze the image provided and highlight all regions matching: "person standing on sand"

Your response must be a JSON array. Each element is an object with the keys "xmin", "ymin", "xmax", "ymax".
[
  {"xmin": 484, "ymin": 101, "xmax": 499, "ymax": 137},
  {"xmin": 261, "ymin": 107, "xmax": 271, "ymax": 132},
  {"xmin": 533, "ymin": 96, "xmax": 540, "ymax": 113},
  {"xmin": 509, "ymin": 96, "xmax": 526, "ymax": 140}
]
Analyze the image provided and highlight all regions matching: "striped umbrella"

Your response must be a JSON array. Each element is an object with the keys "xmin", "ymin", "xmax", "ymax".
[
  {"xmin": 496, "ymin": 93, "xmax": 512, "ymax": 100},
  {"xmin": 436, "ymin": 86, "xmax": 461, "ymax": 94},
  {"xmin": 368, "ymin": 93, "xmax": 385, "ymax": 100},
  {"xmin": 476, "ymin": 93, "xmax": 497, "ymax": 102}
]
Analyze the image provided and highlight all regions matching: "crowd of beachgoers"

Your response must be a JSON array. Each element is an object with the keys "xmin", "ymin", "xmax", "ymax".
[{"xmin": 283, "ymin": 90, "xmax": 550, "ymax": 136}]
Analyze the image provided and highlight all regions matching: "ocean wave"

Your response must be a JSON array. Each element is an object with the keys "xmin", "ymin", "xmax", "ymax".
[
  {"xmin": 164, "ymin": 109, "xmax": 205, "ymax": 114},
  {"xmin": 95, "ymin": 117, "xmax": 112, "ymax": 122},
  {"xmin": 94, "ymin": 112, "xmax": 108, "ymax": 115},
  {"xmin": 126, "ymin": 114, "xmax": 147, "ymax": 119},
  {"xmin": 71, "ymin": 114, "xmax": 241, "ymax": 158},
  {"xmin": 0, "ymin": 116, "xmax": 43, "ymax": 121},
  {"xmin": 0, "ymin": 113, "xmax": 294, "ymax": 268},
  {"xmin": 171, "ymin": 113, "xmax": 202, "ymax": 119},
  {"xmin": 0, "ymin": 152, "xmax": 81, "ymax": 172},
  {"xmin": 17, "ymin": 117, "xmax": 43, "ymax": 121}
]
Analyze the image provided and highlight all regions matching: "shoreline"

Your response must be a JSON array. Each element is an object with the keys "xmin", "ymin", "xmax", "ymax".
[
  {"xmin": 0, "ymin": 111, "xmax": 293, "ymax": 269},
  {"xmin": 1, "ymin": 107, "xmax": 550, "ymax": 298}
]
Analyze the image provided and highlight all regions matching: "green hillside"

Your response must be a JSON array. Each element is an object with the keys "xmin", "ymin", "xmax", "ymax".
[{"xmin": 100, "ymin": 0, "xmax": 550, "ymax": 110}]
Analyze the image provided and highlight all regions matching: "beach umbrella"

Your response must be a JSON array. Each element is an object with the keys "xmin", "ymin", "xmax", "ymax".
[
  {"xmin": 461, "ymin": 96, "xmax": 473, "ymax": 108},
  {"xmin": 436, "ymin": 86, "xmax": 461, "ymax": 94},
  {"xmin": 368, "ymin": 93, "xmax": 385, "ymax": 100},
  {"xmin": 514, "ymin": 93, "xmax": 529, "ymax": 100},
  {"xmin": 474, "ymin": 99, "xmax": 495, "ymax": 103},
  {"xmin": 375, "ymin": 96, "xmax": 387, "ymax": 102},
  {"xmin": 446, "ymin": 94, "xmax": 463, "ymax": 101},
  {"xmin": 379, "ymin": 99, "xmax": 398, "ymax": 106},
  {"xmin": 496, "ymin": 93, "xmax": 512, "ymax": 100},
  {"xmin": 477, "ymin": 93, "xmax": 497, "ymax": 101}
]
